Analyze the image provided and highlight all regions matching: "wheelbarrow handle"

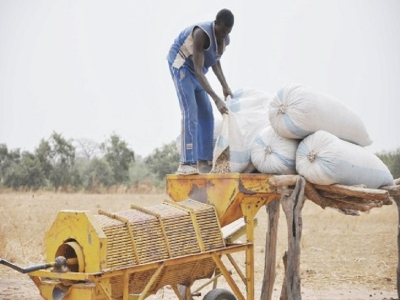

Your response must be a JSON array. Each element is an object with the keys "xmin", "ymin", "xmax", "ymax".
[{"xmin": 0, "ymin": 258, "xmax": 53, "ymax": 274}]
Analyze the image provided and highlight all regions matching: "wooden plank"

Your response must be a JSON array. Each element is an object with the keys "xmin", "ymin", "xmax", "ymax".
[
  {"xmin": 381, "ymin": 184, "xmax": 400, "ymax": 197},
  {"xmin": 318, "ymin": 191, "xmax": 390, "ymax": 206},
  {"xmin": 305, "ymin": 182, "xmax": 383, "ymax": 212},
  {"xmin": 265, "ymin": 175, "xmax": 299, "ymax": 188},
  {"xmin": 313, "ymin": 183, "xmax": 389, "ymax": 201}
]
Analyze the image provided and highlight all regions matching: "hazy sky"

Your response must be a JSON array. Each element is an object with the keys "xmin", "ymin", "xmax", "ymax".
[{"xmin": 1, "ymin": 0, "xmax": 399, "ymax": 157}]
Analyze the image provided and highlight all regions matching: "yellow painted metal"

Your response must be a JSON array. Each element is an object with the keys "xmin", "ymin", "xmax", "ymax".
[
  {"xmin": 31, "ymin": 199, "xmax": 241, "ymax": 299},
  {"xmin": 137, "ymin": 262, "xmax": 165, "ymax": 300},
  {"xmin": 226, "ymin": 253, "xmax": 246, "ymax": 285},
  {"xmin": 96, "ymin": 280, "xmax": 113, "ymax": 299},
  {"xmin": 45, "ymin": 211, "xmax": 108, "ymax": 273},
  {"xmin": 26, "ymin": 174, "xmax": 281, "ymax": 300},
  {"xmin": 37, "ymin": 281, "xmax": 100, "ymax": 300},
  {"xmin": 166, "ymin": 173, "xmax": 282, "ymax": 300},
  {"xmin": 56, "ymin": 241, "xmax": 85, "ymax": 273},
  {"xmin": 211, "ymin": 252, "xmax": 245, "ymax": 300},
  {"xmin": 241, "ymin": 200, "xmax": 257, "ymax": 300},
  {"xmin": 166, "ymin": 173, "xmax": 280, "ymax": 227},
  {"xmin": 65, "ymin": 283, "xmax": 100, "ymax": 299},
  {"xmin": 171, "ymin": 285, "xmax": 186, "ymax": 300},
  {"xmin": 35, "ymin": 281, "xmax": 54, "ymax": 300}
]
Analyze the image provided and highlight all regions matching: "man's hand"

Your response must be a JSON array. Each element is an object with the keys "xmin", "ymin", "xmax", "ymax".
[
  {"xmin": 215, "ymin": 98, "xmax": 229, "ymax": 115},
  {"xmin": 223, "ymin": 86, "xmax": 233, "ymax": 99}
]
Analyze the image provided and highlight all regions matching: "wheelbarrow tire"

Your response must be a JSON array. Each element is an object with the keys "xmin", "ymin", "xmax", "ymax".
[{"xmin": 203, "ymin": 288, "xmax": 237, "ymax": 300}]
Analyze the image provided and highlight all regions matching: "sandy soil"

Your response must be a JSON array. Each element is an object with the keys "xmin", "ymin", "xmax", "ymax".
[{"xmin": 0, "ymin": 192, "xmax": 398, "ymax": 299}]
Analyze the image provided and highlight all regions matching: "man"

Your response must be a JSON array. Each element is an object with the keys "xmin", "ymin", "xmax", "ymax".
[{"xmin": 167, "ymin": 9, "xmax": 234, "ymax": 175}]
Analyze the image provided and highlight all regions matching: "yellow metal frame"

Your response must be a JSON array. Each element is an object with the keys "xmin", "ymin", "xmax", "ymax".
[
  {"xmin": 46, "ymin": 211, "xmax": 108, "ymax": 273},
  {"xmin": 166, "ymin": 173, "xmax": 280, "ymax": 226},
  {"xmin": 27, "ymin": 173, "xmax": 281, "ymax": 300},
  {"xmin": 166, "ymin": 173, "xmax": 281, "ymax": 300},
  {"xmin": 30, "ymin": 243, "xmax": 249, "ymax": 299}
]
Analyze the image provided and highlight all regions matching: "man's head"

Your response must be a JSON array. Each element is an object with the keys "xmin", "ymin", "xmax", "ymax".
[{"xmin": 215, "ymin": 9, "xmax": 234, "ymax": 38}]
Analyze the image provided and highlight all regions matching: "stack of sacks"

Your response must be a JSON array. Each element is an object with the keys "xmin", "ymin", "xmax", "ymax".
[
  {"xmin": 212, "ymin": 87, "xmax": 272, "ymax": 173},
  {"xmin": 251, "ymin": 83, "xmax": 394, "ymax": 188},
  {"xmin": 296, "ymin": 130, "xmax": 394, "ymax": 188},
  {"xmin": 268, "ymin": 83, "xmax": 372, "ymax": 146},
  {"xmin": 250, "ymin": 126, "xmax": 299, "ymax": 175}
]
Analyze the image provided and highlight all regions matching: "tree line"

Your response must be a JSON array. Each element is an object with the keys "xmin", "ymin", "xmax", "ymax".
[
  {"xmin": 0, "ymin": 132, "xmax": 179, "ymax": 192},
  {"xmin": 377, "ymin": 148, "xmax": 400, "ymax": 181},
  {"xmin": 0, "ymin": 132, "xmax": 398, "ymax": 192}
]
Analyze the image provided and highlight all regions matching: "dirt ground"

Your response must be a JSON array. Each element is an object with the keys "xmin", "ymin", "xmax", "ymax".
[{"xmin": 0, "ymin": 191, "xmax": 398, "ymax": 300}]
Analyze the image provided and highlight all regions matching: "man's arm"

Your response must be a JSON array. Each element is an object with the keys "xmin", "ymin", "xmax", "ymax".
[
  {"xmin": 212, "ymin": 61, "xmax": 233, "ymax": 99},
  {"xmin": 192, "ymin": 28, "xmax": 228, "ymax": 114}
]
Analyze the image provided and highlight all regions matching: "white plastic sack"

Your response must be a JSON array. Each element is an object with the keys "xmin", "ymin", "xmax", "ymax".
[
  {"xmin": 213, "ymin": 88, "xmax": 272, "ymax": 173},
  {"xmin": 251, "ymin": 126, "xmax": 299, "ymax": 175},
  {"xmin": 269, "ymin": 83, "xmax": 373, "ymax": 146},
  {"xmin": 296, "ymin": 130, "xmax": 394, "ymax": 188}
]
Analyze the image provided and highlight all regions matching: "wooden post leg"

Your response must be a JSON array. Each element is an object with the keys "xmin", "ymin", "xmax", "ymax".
[
  {"xmin": 394, "ymin": 196, "xmax": 400, "ymax": 299},
  {"xmin": 261, "ymin": 199, "xmax": 280, "ymax": 300},
  {"xmin": 280, "ymin": 251, "xmax": 288, "ymax": 300},
  {"xmin": 381, "ymin": 180, "xmax": 400, "ymax": 299},
  {"xmin": 280, "ymin": 176, "xmax": 306, "ymax": 300}
]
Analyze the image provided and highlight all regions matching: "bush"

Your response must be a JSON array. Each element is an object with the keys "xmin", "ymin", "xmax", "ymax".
[{"xmin": 377, "ymin": 148, "xmax": 400, "ymax": 180}]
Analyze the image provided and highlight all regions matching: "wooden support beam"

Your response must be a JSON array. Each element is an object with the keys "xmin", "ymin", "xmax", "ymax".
[
  {"xmin": 381, "ymin": 182, "xmax": 400, "ymax": 198},
  {"xmin": 266, "ymin": 175, "xmax": 299, "ymax": 189},
  {"xmin": 280, "ymin": 176, "xmax": 305, "ymax": 300},
  {"xmin": 391, "ymin": 195, "xmax": 400, "ymax": 300},
  {"xmin": 261, "ymin": 199, "xmax": 280, "ymax": 300},
  {"xmin": 280, "ymin": 252, "xmax": 288, "ymax": 300},
  {"xmin": 305, "ymin": 182, "xmax": 382, "ymax": 212},
  {"xmin": 313, "ymin": 183, "xmax": 389, "ymax": 201},
  {"xmin": 318, "ymin": 191, "xmax": 389, "ymax": 208}
]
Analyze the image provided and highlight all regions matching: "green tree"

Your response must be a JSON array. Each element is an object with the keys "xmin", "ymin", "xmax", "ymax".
[
  {"xmin": 0, "ymin": 144, "xmax": 8, "ymax": 164},
  {"xmin": 82, "ymin": 158, "xmax": 114, "ymax": 191},
  {"xmin": 377, "ymin": 148, "xmax": 400, "ymax": 180},
  {"xmin": 145, "ymin": 141, "xmax": 179, "ymax": 181},
  {"xmin": 34, "ymin": 139, "xmax": 53, "ymax": 180},
  {"xmin": 0, "ymin": 145, "xmax": 21, "ymax": 176},
  {"xmin": 18, "ymin": 151, "xmax": 46, "ymax": 189},
  {"xmin": 0, "ymin": 145, "xmax": 21, "ymax": 188},
  {"xmin": 0, "ymin": 147, "xmax": 45, "ymax": 190},
  {"xmin": 47, "ymin": 132, "xmax": 76, "ymax": 191},
  {"xmin": 129, "ymin": 158, "xmax": 155, "ymax": 186},
  {"xmin": 100, "ymin": 134, "xmax": 135, "ymax": 184},
  {"xmin": 74, "ymin": 138, "xmax": 101, "ymax": 160}
]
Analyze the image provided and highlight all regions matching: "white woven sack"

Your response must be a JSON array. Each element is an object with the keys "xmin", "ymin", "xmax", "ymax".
[
  {"xmin": 269, "ymin": 84, "xmax": 373, "ymax": 146},
  {"xmin": 251, "ymin": 126, "xmax": 299, "ymax": 175},
  {"xmin": 213, "ymin": 88, "xmax": 272, "ymax": 173},
  {"xmin": 296, "ymin": 130, "xmax": 394, "ymax": 188}
]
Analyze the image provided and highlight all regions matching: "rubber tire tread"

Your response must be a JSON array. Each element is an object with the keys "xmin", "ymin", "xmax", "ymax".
[{"xmin": 202, "ymin": 288, "xmax": 237, "ymax": 300}]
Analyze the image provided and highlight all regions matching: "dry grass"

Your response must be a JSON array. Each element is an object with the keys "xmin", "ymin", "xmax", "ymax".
[{"xmin": 0, "ymin": 191, "xmax": 398, "ymax": 299}]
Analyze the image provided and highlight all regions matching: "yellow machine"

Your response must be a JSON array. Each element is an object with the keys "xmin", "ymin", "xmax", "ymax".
[{"xmin": 1, "ymin": 174, "xmax": 283, "ymax": 300}]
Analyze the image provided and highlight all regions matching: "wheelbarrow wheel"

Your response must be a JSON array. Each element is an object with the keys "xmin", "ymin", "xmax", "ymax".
[{"xmin": 202, "ymin": 288, "xmax": 236, "ymax": 300}]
